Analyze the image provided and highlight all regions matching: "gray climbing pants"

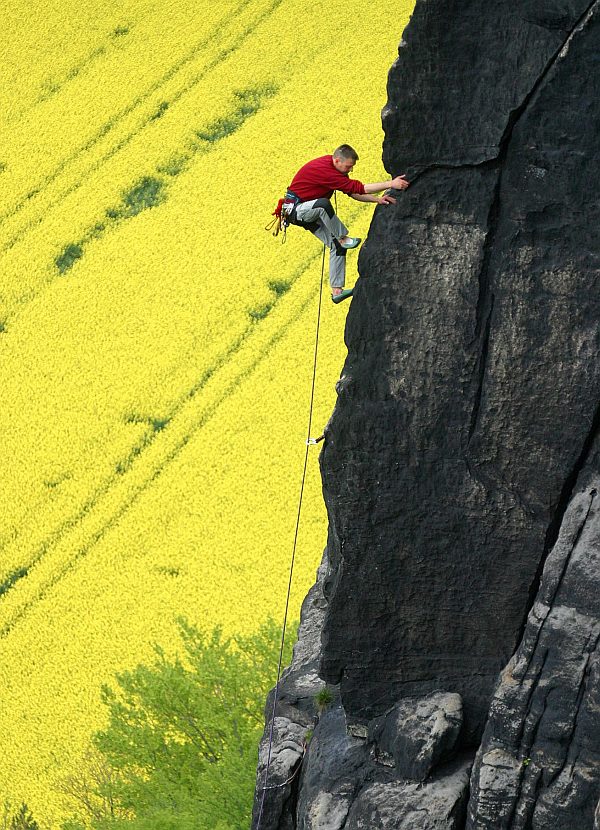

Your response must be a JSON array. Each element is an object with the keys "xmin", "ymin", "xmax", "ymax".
[{"xmin": 293, "ymin": 198, "xmax": 348, "ymax": 289}]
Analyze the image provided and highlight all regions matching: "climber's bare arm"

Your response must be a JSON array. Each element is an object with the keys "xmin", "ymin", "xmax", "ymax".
[
  {"xmin": 350, "ymin": 193, "xmax": 397, "ymax": 205},
  {"xmin": 363, "ymin": 174, "xmax": 409, "ymax": 194}
]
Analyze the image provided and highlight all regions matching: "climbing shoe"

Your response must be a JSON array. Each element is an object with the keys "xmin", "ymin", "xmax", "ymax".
[
  {"xmin": 332, "ymin": 288, "xmax": 354, "ymax": 304},
  {"xmin": 339, "ymin": 237, "xmax": 361, "ymax": 249}
]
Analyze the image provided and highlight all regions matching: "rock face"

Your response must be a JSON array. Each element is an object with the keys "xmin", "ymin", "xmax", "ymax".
[
  {"xmin": 297, "ymin": 710, "xmax": 472, "ymax": 830},
  {"xmin": 253, "ymin": 0, "xmax": 600, "ymax": 827},
  {"xmin": 321, "ymin": 0, "xmax": 600, "ymax": 738},
  {"xmin": 466, "ymin": 464, "xmax": 600, "ymax": 829},
  {"xmin": 367, "ymin": 692, "xmax": 463, "ymax": 781},
  {"xmin": 253, "ymin": 553, "xmax": 472, "ymax": 829},
  {"xmin": 253, "ymin": 555, "xmax": 331, "ymax": 829}
]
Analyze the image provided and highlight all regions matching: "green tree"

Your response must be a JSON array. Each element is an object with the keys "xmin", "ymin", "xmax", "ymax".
[
  {"xmin": 56, "ymin": 747, "xmax": 125, "ymax": 823},
  {"xmin": 9, "ymin": 804, "xmax": 38, "ymax": 830},
  {"xmin": 60, "ymin": 618, "xmax": 294, "ymax": 830}
]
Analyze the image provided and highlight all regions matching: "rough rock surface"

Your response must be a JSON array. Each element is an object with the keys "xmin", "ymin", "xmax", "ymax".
[
  {"xmin": 296, "ymin": 703, "xmax": 469, "ymax": 830},
  {"xmin": 466, "ymin": 464, "xmax": 600, "ymax": 829},
  {"xmin": 253, "ymin": 554, "xmax": 330, "ymax": 829},
  {"xmin": 295, "ymin": 706, "xmax": 371, "ymax": 830},
  {"xmin": 368, "ymin": 692, "xmax": 463, "ymax": 781},
  {"xmin": 253, "ymin": 554, "xmax": 472, "ymax": 829},
  {"xmin": 320, "ymin": 0, "xmax": 600, "ymax": 739},
  {"xmin": 254, "ymin": 0, "xmax": 600, "ymax": 827},
  {"xmin": 343, "ymin": 758, "xmax": 471, "ymax": 830},
  {"xmin": 255, "ymin": 716, "xmax": 308, "ymax": 830}
]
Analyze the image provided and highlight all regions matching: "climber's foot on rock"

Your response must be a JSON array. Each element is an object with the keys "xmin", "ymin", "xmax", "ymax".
[
  {"xmin": 339, "ymin": 236, "xmax": 361, "ymax": 249},
  {"xmin": 332, "ymin": 288, "xmax": 354, "ymax": 304}
]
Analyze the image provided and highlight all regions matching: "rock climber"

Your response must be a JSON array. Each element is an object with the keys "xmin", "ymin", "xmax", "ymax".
[{"xmin": 283, "ymin": 144, "xmax": 409, "ymax": 302}]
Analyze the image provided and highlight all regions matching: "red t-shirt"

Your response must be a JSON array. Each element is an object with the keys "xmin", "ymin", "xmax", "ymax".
[{"xmin": 288, "ymin": 155, "xmax": 365, "ymax": 202}]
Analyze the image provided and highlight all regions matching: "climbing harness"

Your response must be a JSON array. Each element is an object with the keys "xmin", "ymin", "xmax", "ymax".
[
  {"xmin": 255, "ymin": 245, "xmax": 326, "ymax": 830},
  {"xmin": 265, "ymin": 190, "xmax": 302, "ymax": 241},
  {"xmin": 264, "ymin": 200, "xmax": 285, "ymax": 237},
  {"xmin": 266, "ymin": 189, "xmax": 341, "ymax": 244}
]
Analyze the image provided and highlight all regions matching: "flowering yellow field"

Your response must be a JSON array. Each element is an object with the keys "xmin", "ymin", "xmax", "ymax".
[{"xmin": 0, "ymin": 0, "xmax": 414, "ymax": 822}]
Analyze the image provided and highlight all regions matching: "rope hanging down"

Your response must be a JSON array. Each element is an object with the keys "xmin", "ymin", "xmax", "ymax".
[{"xmin": 255, "ymin": 245, "xmax": 327, "ymax": 830}]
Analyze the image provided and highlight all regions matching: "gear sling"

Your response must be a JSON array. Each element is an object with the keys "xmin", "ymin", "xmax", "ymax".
[{"xmin": 265, "ymin": 190, "xmax": 303, "ymax": 239}]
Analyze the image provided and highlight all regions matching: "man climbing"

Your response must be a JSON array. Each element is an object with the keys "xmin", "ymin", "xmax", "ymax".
[{"xmin": 284, "ymin": 145, "xmax": 409, "ymax": 302}]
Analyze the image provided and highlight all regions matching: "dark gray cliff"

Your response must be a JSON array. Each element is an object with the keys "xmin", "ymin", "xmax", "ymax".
[
  {"xmin": 321, "ymin": 0, "xmax": 600, "ymax": 739},
  {"xmin": 466, "ymin": 453, "xmax": 600, "ymax": 829},
  {"xmin": 253, "ymin": 0, "xmax": 600, "ymax": 827}
]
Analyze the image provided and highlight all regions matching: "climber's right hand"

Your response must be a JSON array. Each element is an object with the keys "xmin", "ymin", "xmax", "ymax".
[{"xmin": 391, "ymin": 174, "xmax": 410, "ymax": 190}]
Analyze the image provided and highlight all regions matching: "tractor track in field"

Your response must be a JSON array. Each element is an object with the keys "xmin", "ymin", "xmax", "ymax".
[
  {"xmin": 0, "ymin": 238, "xmax": 337, "ymax": 638},
  {"xmin": 4, "ymin": 18, "xmax": 143, "ymax": 126},
  {"xmin": 0, "ymin": 0, "xmax": 282, "ymax": 253}
]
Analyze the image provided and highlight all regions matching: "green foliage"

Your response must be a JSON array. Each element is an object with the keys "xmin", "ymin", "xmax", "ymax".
[
  {"xmin": 123, "ymin": 414, "xmax": 170, "ymax": 433},
  {"xmin": 248, "ymin": 301, "xmax": 273, "ymax": 322},
  {"xmin": 89, "ymin": 222, "xmax": 106, "ymax": 238},
  {"xmin": 0, "ymin": 567, "xmax": 28, "ymax": 599},
  {"xmin": 149, "ymin": 418, "xmax": 169, "ymax": 433},
  {"xmin": 149, "ymin": 102, "xmax": 169, "ymax": 121},
  {"xmin": 55, "ymin": 243, "xmax": 84, "ymax": 274},
  {"xmin": 8, "ymin": 804, "xmax": 39, "ymax": 830},
  {"xmin": 156, "ymin": 154, "xmax": 190, "ymax": 177},
  {"xmin": 314, "ymin": 686, "xmax": 334, "ymax": 715},
  {"xmin": 155, "ymin": 566, "xmax": 180, "ymax": 578},
  {"xmin": 56, "ymin": 746, "xmax": 124, "ymax": 824},
  {"xmin": 60, "ymin": 618, "xmax": 294, "ymax": 830},
  {"xmin": 195, "ymin": 84, "xmax": 277, "ymax": 144},
  {"xmin": 120, "ymin": 177, "xmax": 166, "ymax": 217},
  {"xmin": 267, "ymin": 279, "xmax": 291, "ymax": 297}
]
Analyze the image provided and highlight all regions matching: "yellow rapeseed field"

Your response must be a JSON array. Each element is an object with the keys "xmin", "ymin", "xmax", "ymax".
[{"xmin": 0, "ymin": 0, "xmax": 415, "ymax": 822}]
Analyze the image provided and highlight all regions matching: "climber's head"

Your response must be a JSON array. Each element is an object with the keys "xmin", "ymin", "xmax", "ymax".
[{"xmin": 333, "ymin": 144, "xmax": 359, "ymax": 173}]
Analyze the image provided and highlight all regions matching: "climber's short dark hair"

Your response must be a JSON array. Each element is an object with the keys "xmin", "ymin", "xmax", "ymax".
[{"xmin": 333, "ymin": 144, "xmax": 359, "ymax": 162}]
